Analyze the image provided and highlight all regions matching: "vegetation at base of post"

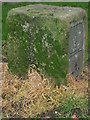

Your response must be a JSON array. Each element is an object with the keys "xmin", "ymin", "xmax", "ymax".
[{"xmin": 1, "ymin": 64, "xmax": 88, "ymax": 118}]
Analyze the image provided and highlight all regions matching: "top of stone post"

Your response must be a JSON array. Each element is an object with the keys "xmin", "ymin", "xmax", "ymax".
[{"xmin": 8, "ymin": 4, "xmax": 86, "ymax": 23}]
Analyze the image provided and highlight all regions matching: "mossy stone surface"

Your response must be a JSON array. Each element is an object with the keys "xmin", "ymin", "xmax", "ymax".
[{"xmin": 7, "ymin": 4, "xmax": 87, "ymax": 85}]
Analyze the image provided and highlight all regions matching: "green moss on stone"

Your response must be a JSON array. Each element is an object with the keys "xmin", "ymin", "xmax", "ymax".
[
  {"xmin": 7, "ymin": 4, "xmax": 87, "ymax": 85},
  {"xmin": 7, "ymin": 14, "xmax": 30, "ymax": 77}
]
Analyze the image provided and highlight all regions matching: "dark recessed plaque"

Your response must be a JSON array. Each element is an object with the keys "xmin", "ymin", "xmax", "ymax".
[{"xmin": 68, "ymin": 20, "xmax": 84, "ymax": 77}]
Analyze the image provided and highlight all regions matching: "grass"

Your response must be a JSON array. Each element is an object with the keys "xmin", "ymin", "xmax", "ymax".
[
  {"xmin": 1, "ymin": 63, "xmax": 88, "ymax": 118},
  {"xmin": 1, "ymin": 2, "xmax": 89, "ymax": 118}
]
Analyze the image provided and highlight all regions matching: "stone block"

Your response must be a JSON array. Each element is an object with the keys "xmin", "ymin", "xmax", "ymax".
[{"xmin": 7, "ymin": 4, "xmax": 87, "ymax": 85}]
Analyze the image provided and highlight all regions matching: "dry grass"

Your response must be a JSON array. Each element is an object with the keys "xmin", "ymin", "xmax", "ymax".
[{"xmin": 1, "ymin": 63, "xmax": 88, "ymax": 118}]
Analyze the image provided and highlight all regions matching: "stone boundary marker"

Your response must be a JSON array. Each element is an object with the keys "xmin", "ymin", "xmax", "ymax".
[{"xmin": 7, "ymin": 4, "xmax": 87, "ymax": 85}]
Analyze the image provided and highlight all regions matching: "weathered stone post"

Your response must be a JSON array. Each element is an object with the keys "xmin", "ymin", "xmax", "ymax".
[{"xmin": 7, "ymin": 4, "xmax": 87, "ymax": 85}]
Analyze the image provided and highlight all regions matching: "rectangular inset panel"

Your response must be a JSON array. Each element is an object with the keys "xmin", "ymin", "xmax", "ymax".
[
  {"xmin": 69, "ymin": 20, "xmax": 84, "ymax": 54},
  {"xmin": 68, "ymin": 51, "xmax": 83, "ymax": 77}
]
